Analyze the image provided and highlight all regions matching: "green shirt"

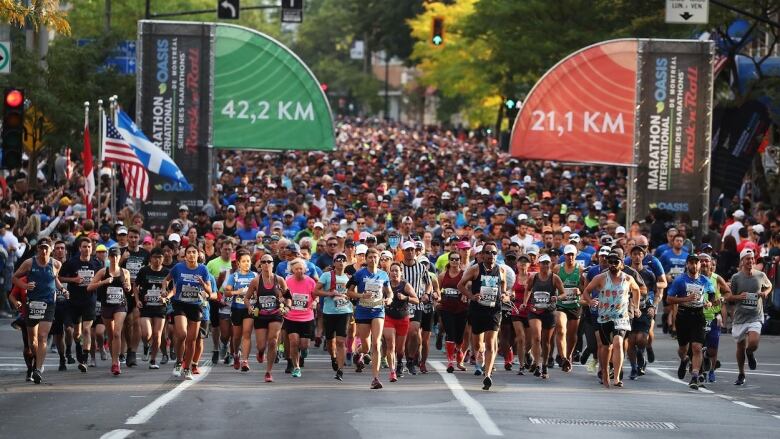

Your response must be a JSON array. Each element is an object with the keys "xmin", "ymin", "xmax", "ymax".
[
  {"xmin": 557, "ymin": 264, "xmax": 580, "ymax": 310},
  {"xmin": 206, "ymin": 257, "xmax": 232, "ymax": 288},
  {"xmin": 703, "ymin": 273, "xmax": 721, "ymax": 321}
]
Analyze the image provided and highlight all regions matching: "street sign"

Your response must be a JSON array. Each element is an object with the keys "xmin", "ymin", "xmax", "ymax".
[
  {"xmin": 665, "ymin": 0, "xmax": 709, "ymax": 24},
  {"xmin": 0, "ymin": 42, "xmax": 10, "ymax": 74},
  {"xmin": 218, "ymin": 0, "xmax": 239, "ymax": 20},
  {"xmin": 77, "ymin": 39, "xmax": 136, "ymax": 75},
  {"xmin": 349, "ymin": 40, "xmax": 364, "ymax": 60},
  {"xmin": 281, "ymin": 0, "xmax": 303, "ymax": 23}
]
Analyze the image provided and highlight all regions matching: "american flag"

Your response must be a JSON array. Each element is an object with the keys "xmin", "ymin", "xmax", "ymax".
[{"xmin": 102, "ymin": 115, "xmax": 149, "ymax": 201}]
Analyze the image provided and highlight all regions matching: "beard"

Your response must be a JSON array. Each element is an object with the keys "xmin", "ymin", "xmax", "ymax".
[{"xmin": 608, "ymin": 266, "xmax": 619, "ymax": 274}]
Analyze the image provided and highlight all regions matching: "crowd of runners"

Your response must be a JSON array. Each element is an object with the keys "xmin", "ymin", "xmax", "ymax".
[{"xmin": 1, "ymin": 118, "xmax": 778, "ymax": 390}]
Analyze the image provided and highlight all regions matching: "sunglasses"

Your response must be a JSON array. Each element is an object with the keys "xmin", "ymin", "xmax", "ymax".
[
  {"xmin": 607, "ymin": 259, "xmax": 620, "ymax": 265},
  {"xmin": 357, "ymin": 222, "xmax": 365, "ymax": 225},
  {"xmin": 450, "ymin": 257, "xmax": 461, "ymax": 261},
  {"xmin": 327, "ymin": 243, "xmax": 338, "ymax": 247},
  {"xmin": 260, "ymin": 260, "xmax": 274, "ymax": 264},
  {"xmin": 334, "ymin": 257, "xmax": 347, "ymax": 263},
  {"xmin": 483, "ymin": 251, "xmax": 498, "ymax": 255}
]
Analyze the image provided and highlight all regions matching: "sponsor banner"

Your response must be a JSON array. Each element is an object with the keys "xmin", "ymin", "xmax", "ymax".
[
  {"xmin": 509, "ymin": 39, "xmax": 638, "ymax": 166},
  {"xmin": 137, "ymin": 21, "xmax": 214, "ymax": 229},
  {"xmin": 634, "ymin": 40, "xmax": 714, "ymax": 235}
]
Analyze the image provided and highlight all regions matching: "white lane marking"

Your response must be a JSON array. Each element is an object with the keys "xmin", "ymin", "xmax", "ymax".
[
  {"xmin": 430, "ymin": 361, "xmax": 503, "ymax": 436},
  {"xmin": 125, "ymin": 365, "xmax": 211, "ymax": 425},
  {"xmin": 773, "ymin": 415, "xmax": 780, "ymax": 420},
  {"xmin": 733, "ymin": 401, "xmax": 760, "ymax": 409},
  {"xmin": 717, "ymin": 394, "xmax": 734, "ymax": 400},
  {"xmin": 647, "ymin": 367, "xmax": 711, "ymax": 393},
  {"xmin": 99, "ymin": 429, "xmax": 134, "ymax": 439},
  {"xmin": 650, "ymin": 366, "xmax": 780, "ymax": 377}
]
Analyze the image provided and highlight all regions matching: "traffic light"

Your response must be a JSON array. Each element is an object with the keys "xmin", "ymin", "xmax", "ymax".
[
  {"xmin": 2, "ymin": 88, "xmax": 25, "ymax": 169},
  {"xmin": 432, "ymin": 17, "xmax": 444, "ymax": 46}
]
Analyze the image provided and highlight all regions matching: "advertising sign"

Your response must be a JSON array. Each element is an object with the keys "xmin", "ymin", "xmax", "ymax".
[
  {"xmin": 634, "ymin": 40, "xmax": 714, "ymax": 234},
  {"xmin": 137, "ymin": 21, "xmax": 214, "ymax": 229}
]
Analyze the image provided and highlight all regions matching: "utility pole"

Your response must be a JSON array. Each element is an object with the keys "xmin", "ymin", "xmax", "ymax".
[
  {"xmin": 384, "ymin": 50, "xmax": 390, "ymax": 121},
  {"xmin": 104, "ymin": 0, "xmax": 111, "ymax": 33}
]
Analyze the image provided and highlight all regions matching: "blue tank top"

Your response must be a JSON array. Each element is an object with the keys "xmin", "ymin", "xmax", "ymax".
[
  {"xmin": 227, "ymin": 271, "xmax": 257, "ymax": 309},
  {"xmin": 28, "ymin": 257, "xmax": 57, "ymax": 304}
]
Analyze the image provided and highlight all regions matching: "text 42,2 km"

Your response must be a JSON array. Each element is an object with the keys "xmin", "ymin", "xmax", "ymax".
[
  {"xmin": 529, "ymin": 111, "xmax": 626, "ymax": 136},
  {"xmin": 220, "ymin": 100, "xmax": 316, "ymax": 122}
]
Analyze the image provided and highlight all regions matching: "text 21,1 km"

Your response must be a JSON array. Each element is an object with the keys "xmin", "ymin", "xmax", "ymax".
[
  {"xmin": 220, "ymin": 100, "xmax": 316, "ymax": 122},
  {"xmin": 530, "ymin": 111, "xmax": 626, "ymax": 136}
]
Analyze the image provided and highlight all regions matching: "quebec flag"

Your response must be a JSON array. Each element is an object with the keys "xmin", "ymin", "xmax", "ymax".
[{"xmin": 116, "ymin": 110, "xmax": 192, "ymax": 190}]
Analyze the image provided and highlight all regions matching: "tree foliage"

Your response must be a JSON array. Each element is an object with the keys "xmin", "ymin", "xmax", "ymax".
[{"xmin": 0, "ymin": 0, "xmax": 71, "ymax": 35}]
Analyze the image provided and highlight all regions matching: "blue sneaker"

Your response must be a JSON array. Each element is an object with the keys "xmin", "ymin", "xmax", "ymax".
[
  {"xmin": 474, "ymin": 364, "xmax": 483, "ymax": 376},
  {"xmin": 292, "ymin": 367, "xmax": 302, "ymax": 378},
  {"xmin": 708, "ymin": 370, "xmax": 716, "ymax": 383},
  {"xmin": 629, "ymin": 367, "xmax": 638, "ymax": 380}
]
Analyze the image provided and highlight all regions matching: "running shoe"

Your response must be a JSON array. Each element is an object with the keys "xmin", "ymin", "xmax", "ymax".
[
  {"xmin": 637, "ymin": 351, "xmax": 646, "ymax": 371},
  {"xmin": 698, "ymin": 374, "xmax": 706, "ymax": 386},
  {"xmin": 219, "ymin": 343, "xmax": 228, "ymax": 360},
  {"xmin": 546, "ymin": 357, "xmax": 555, "ymax": 368},
  {"xmin": 533, "ymin": 365, "xmax": 542, "ymax": 377},
  {"xmin": 572, "ymin": 351, "xmax": 581, "ymax": 363},
  {"xmin": 390, "ymin": 371, "xmax": 398, "ymax": 382},
  {"xmin": 586, "ymin": 358, "xmax": 597, "ymax": 373},
  {"xmin": 143, "ymin": 344, "xmax": 150, "ymax": 362},
  {"xmin": 285, "ymin": 359, "xmax": 293, "ymax": 374},
  {"xmin": 331, "ymin": 357, "xmax": 338, "ymax": 372},
  {"xmin": 355, "ymin": 354, "xmax": 365, "ymax": 373},
  {"xmin": 25, "ymin": 369, "xmax": 33, "ymax": 382},
  {"xmin": 88, "ymin": 357, "xmax": 97, "ymax": 368},
  {"xmin": 149, "ymin": 362, "xmax": 160, "ymax": 370},
  {"xmin": 381, "ymin": 357, "xmax": 389, "ymax": 369},
  {"xmin": 183, "ymin": 369, "xmax": 194, "ymax": 380},
  {"xmin": 265, "ymin": 372, "xmax": 273, "ymax": 383},
  {"xmin": 314, "ymin": 336, "xmax": 322, "ymax": 348},
  {"xmin": 160, "ymin": 354, "xmax": 169, "ymax": 365},
  {"xmin": 112, "ymin": 363, "xmax": 121, "ymax": 376},
  {"xmin": 579, "ymin": 350, "xmax": 590, "ymax": 365},
  {"xmin": 335, "ymin": 369, "xmax": 344, "ymax": 381},
  {"xmin": 708, "ymin": 370, "xmax": 716, "ymax": 383},
  {"xmin": 474, "ymin": 364, "xmax": 483, "ymax": 376},
  {"xmin": 67, "ymin": 354, "xmax": 76, "ymax": 364},
  {"xmin": 555, "ymin": 355, "xmax": 563, "ymax": 367},
  {"xmin": 419, "ymin": 363, "xmax": 428, "ymax": 374},
  {"xmin": 172, "ymin": 362, "xmax": 182, "ymax": 377},
  {"xmin": 395, "ymin": 362, "xmax": 405, "ymax": 378},
  {"xmin": 223, "ymin": 353, "xmax": 232, "ymax": 365},
  {"xmin": 241, "ymin": 360, "xmax": 250, "ymax": 372},
  {"xmin": 292, "ymin": 367, "xmax": 302, "ymax": 378},
  {"xmin": 504, "ymin": 363, "xmax": 512, "ymax": 371},
  {"xmin": 119, "ymin": 354, "xmax": 126, "ymax": 364},
  {"xmin": 517, "ymin": 367, "xmax": 525, "ymax": 376},
  {"xmin": 78, "ymin": 362, "xmax": 87, "ymax": 373},
  {"xmin": 629, "ymin": 367, "xmax": 638, "ymax": 380},
  {"xmin": 212, "ymin": 350, "xmax": 219, "ymax": 364},
  {"xmin": 747, "ymin": 351, "xmax": 757, "ymax": 370},
  {"xmin": 446, "ymin": 362, "xmax": 455, "ymax": 373},
  {"xmin": 482, "ymin": 376, "xmax": 493, "ymax": 391},
  {"xmin": 734, "ymin": 374, "xmax": 745, "ymax": 385},
  {"xmin": 233, "ymin": 354, "xmax": 241, "ymax": 370},
  {"xmin": 192, "ymin": 365, "xmax": 201, "ymax": 375},
  {"xmin": 541, "ymin": 366, "xmax": 549, "ymax": 379},
  {"xmin": 32, "ymin": 368, "xmax": 43, "ymax": 384},
  {"xmin": 100, "ymin": 349, "xmax": 108, "ymax": 361},
  {"xmin": 688, "ymin": 375, "xmax": 698, "ymax": 390},
  {"xmin": 58, "ymin": 359, "xmax": 67, "ymax": 371},
  {"xmin": 363, "ymin": 353, "xmax": 371, "ymax": 365},
  {"xmin": 561, "ymin": 358, "xmax": 572, "ymax": 373},
  {"xmin": 370, "ymin": 378, "xmax": 383, "ymax": 389},
  {"xmin": 435, "ymin": 333, "xmax": 443, "ymax": 351},
  {"xmin": 678, "ymin": 357, "xmax": 689, "ymax": 379},
  {"xmin": 456, "ymin": 362, "xmax": 467, "ymax": 371},
  {"xmin": 257, "ymin": 351, "xmax": 265, "ymax": 364},
  {"xmin": 127, "ymin": 351, "xmax": 138, "ymax": 366},
  {"xmin": 469, "ymin": 354, "xmax": 476, "ymax": 366}
]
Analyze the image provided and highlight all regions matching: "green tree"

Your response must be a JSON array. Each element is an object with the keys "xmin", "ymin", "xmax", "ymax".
[{"xmin": 0, "ymin": 0, "xmax": 70, "ymax": 34}]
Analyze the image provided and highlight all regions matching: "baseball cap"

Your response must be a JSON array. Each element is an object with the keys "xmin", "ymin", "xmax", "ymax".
[
  {"xmin": 327, "ymin": 189, "xmax": 337, "ymax": 196},
  {"xmin": 344, "ymin": 239, "xmax": 355, "ymax": 248},
  {"xmin": 142, "ymin": 236, "xmax": 154, "ymax": 244},
  {"xmin": 417, "ymin": 255, "xmax": 430, "ymax": 265},
  {"xmin": 402, "ymin": 241, "xmax": 416, "ymax": 250},
  {"xmin": 600, "ymin": 235, "xmax": 614, "ymax": 246},
  {"xmin": 561, "ymin": 226, "xmax": 572, "ymax": 233},
  {"xmin": 739, "ymin": 248, "xmax": 754, "ymax": 260},
  {"xmin": 526, "ymin": 244, "xmax": 540, "ymax": 255},
  {"xmin": 283, "ymin": 210, "xmax": 294, "ymax": 217},
  {"xmin": 96, "ymin": 244, "xmax": 108, "ymax": 252},
  {"xmin": 568, "ymin": 233, "xmax": 581, "ymax": 243},
  {"xmin": 567, "ymin": 214, "xmax": 578, "ymax": 223},
  {"xmin": 380, "ymin": 250, "xmax": 394, "ymax": 259},
  {"xmin": 179, "ymin": 205, "xmax": 189, "ymax": 212},
  {"xmin": 355, "ymin": 244, "xmax": 368, "ymax": 255},
  {"xmin": 517, "ymin": 213, "xmax": 528, "ymax": 222},
  {"xmin": 116, "ymin": 226, "xmax": 128, "ymax": 235},
  {"xmin": 313, "ymin": 222, "xmax": 324, "ymax": 229},
  {"xmin": 249, "ymin": 196, "xmax": 257, "ymax": 203},
  {"xmin": 272, "ymin": 221, "xmax": 283, "ymax": 230},
  {"xmin": 495, "ymin": 207, "xmax": 508, "ymax": 216},
  {"xmin": 698, "ymin": 253, "xmax": 712, "ymax": 261},
  {"xmin": 456, "ymin": 240, "xmax": 472, "ymax": 250},
  {"xmin": 630, "ymin": 244, "xmax": 646, "ymax": 254},
  {"xmin": 615, "ymin": 226, "xmax": 626, "ymax": 235},
  {"xmin": 593, "ymin": 201, "xmax": 603, "ymax": 211},
  {"xmin": 733, "ymin": 209, "xmax": 745, "ymax": 219},
  {"xmin": 108, "ymin": 246, "xmax": 121, "ymax": 257},
  {"xmin": 204, "ymin": 232, "xmax": 216, "ymax": 240},
  {"xmin": 538, "ymin": 254, "xmax": 552, "ymax": 263},
  {"xmin": 686, "ymin": 253, "xmax": 701, "ymax": 262},
  {"xmin": 359, "ymin": 231, "xmax": 370, "ymax": 241},
  {"xmin": 168, "ymin": 233, "xmax": 181, "ymax": 243},
  {"xmin": 563, "ymin": 244, "xmax": 578, "ymax": 255},
  {"xmin": 286, "ymin": 243, "xmax": 301, "ymax": 254},
  {"xmin": 227, "ymin": 205, "xmax": 236, "ymax": 212},
  {"xmin": 598, "ymin": 246, "xmax": 612, "ymax": 256},
  {"xmin": 336, "ymin": 230, "xmax": 347, "ymax": 239},
  {"xmin": 609, "ymin": 248, "xmax": 624, "ymax": 260},
  {"xmin": 752, "ymin": 224, "xmax": 765, "ymax": 234},
  {"xmin": 441, "ymin": 192, "xmax": 452, "ymax": 200}
]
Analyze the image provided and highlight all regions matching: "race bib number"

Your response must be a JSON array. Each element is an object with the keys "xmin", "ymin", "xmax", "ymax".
[
  {"xmin": 234, "ymin": 293, "xmax": 245, "ymax": 306},
  {"xmin": 615, "ymin": 317, "xmax": 631, "ymax": 331},
  {"xmin": 145, "ymin": 287, "xmax": 162, "ymax": 306},
  {"xmin": 576, "ymin": 260, "xmax": 586, "ymax": 269},
  {"xmin": 443, "ymin": 288, "xmax": 459, "ymax": 299},
  {"xmin": 561, "ymin": 288, "xmax": 578, "ymax": 305},
  {"xmin": 743, "ymin": 292, "xmax": 759, "ymax": 307},
  {"xmin": 257, "ymin": 295, "xmax": 277, "ymax": 311},
  {"xmin": 684, "ymin": 283, "xmax": 704, "ymax": 308},
  {"xmin": 407, "ymin": 302, "xmax": 417, "ymax": 315},
  {"xmin": 95, "ymin": 301, "xmax": 102, "ymax": 314},
  {"xmin": 126, "ymin": 260, "xmax": 143, "ymax": 278},
  {"xmin": 333, "ymin": 295, "xmax": 350, "ymax": 310},
  {"xmin": 78, "ymin": 269, "xmax": 95, "ymax": 286},
  {"xmin": 533, "ymin": 291, "xmax": 551, "ymax": 309},
  {"xmin": 478, "ymin": 286, "xmax": 498, "ymax": 307},
  {"xmin": 28, "ymin": 301, "xmax": 47, "ymax": 320},
  {"xmin": 180, "ymin": 284, "xmax": 201, "ymax": 303},
  {"xmin": 56, "ymin": 287, "xmax": 68, "ymax": 302},
  {"xmin": 106, "ymin": 286, "xmax": 124, "ymax": 305},
  {"xmin": 669, "ymin": 267, "xmax": 684, "ymax": 278},
  {"xmin": 421, "ymin": 300, "xmax": 434, "ymax": 313},
  {"xmin": 291, "ymin": 293, "xmax": 309, "ymax": 311},
  {"xmin": 360, "ymin": 280, "xmax": 384, "ymax": 308}
]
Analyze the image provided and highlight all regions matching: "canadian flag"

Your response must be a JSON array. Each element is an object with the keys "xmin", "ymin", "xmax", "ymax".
[{"xmin": 82, "ymin": 115, "xmax": 95, "ymax": 219}]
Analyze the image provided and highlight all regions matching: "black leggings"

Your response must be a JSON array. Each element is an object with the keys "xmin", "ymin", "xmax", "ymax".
[
  {"xmin": 580, "ymin": 312, "xmax": 599, "ymax": 359},
  {"xmin": 440, "ymin": 310, "xmax": 467, "ymax": 345}
]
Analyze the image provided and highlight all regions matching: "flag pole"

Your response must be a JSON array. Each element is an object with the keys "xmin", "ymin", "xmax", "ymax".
[
  {"xmin": 97, "ymin": 99, "xmax": 104, "ymax": 223},
  {"xmin": 109, "ymin": 95, "xmax": 117, "ymax": 224},
  {"xmin": 83, "ymin": 101, "xmax": 90, "ymax": 219}
]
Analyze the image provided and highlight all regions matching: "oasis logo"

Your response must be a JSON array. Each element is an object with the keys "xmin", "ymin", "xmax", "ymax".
[
  {"xmin": 154, "ymin": 182, "xmax": 193, "ymax": 192},
  {"xmin": 654, "ymin": 58, "xmax": 668, "ymax": 113},
  {"xmin": 649, "ymin": 202, "xmax": 689, "ymax": 212},
  {"xmin": 156, "ymin": 39, "xmax": 169, "ymax": 95}
]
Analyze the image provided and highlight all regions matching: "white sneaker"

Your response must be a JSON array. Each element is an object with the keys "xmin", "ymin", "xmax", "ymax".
[
  {"xmin": 183, "ymin": 369, "xmax": 194, "ymax": 380},
  {"xmin": 172, "ymin": 363, "xmax": 182, "ymax": 377},
  {"xmin": 149, "ymin": 362, "xmax": 160, "ymax": 370}
]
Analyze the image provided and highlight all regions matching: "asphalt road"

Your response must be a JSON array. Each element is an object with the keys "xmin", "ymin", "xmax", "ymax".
[{"xmin": 1, "ymin": 317, "xmax": 779, "ymax": 439}]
